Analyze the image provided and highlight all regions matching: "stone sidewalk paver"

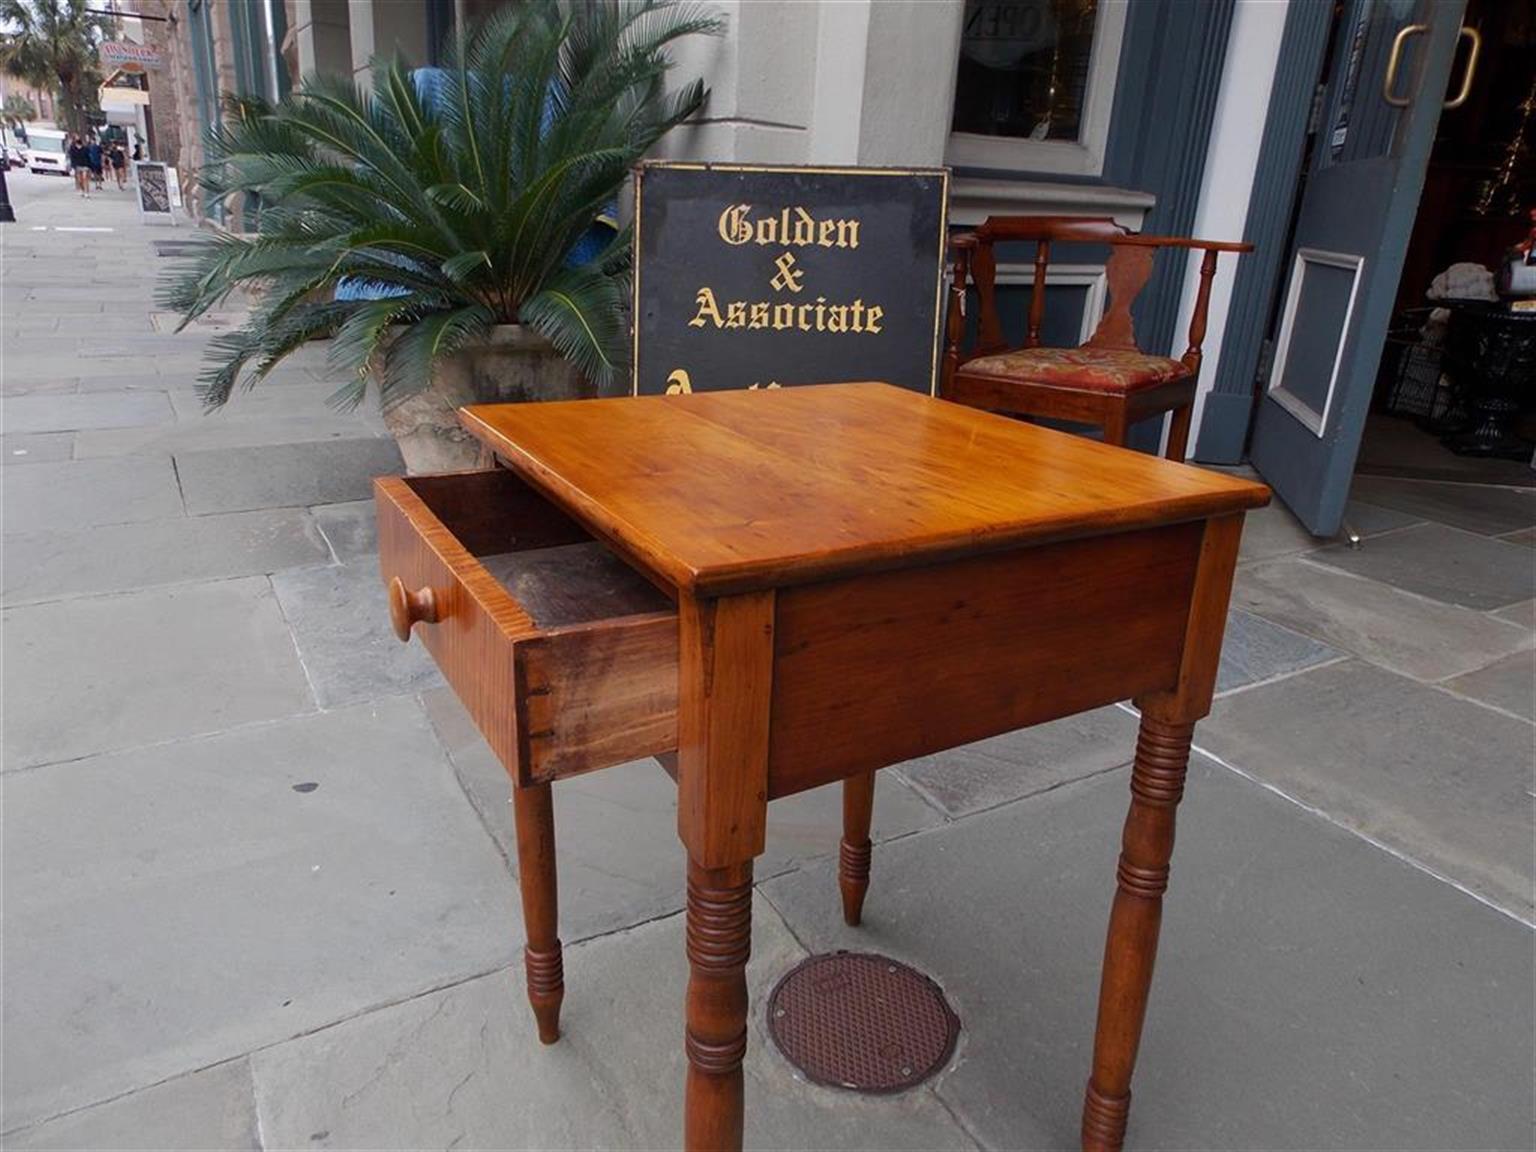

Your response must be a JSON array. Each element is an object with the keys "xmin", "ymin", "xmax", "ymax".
[
  {"xmin": 2, "ymin": 167, "xmax": 1532, "ymax": 1149},
  {"xmin": 6, "ymin": 1061, "xmax": 261, "ymax": 1152},
  {"xmin": 764, "ymin": 756, "xmax": 1535, "ymax": 1152},
  {"xmin": 1233, "ymin": 556, "xmax": 1532, "ymax": 681},
  {"xmin": 3, "ymin": 455, "xmax": 184, "ymax": 531},
  {"xmin": 3, "ymin": 698, "xmax": 514, "ymax": 1132},
  {"xmin": 421, "ymin": 687, "xmax": 944, "ymax": 941},
  {"xmin": 1201, "ymin": 659, "xmax": 1536, "ymax": 917},
  {"xmin": 3, "ymin": 577, "xmax": 315, "ymax": 770},
  {"xmin": 3, "ymin": 508, "xmax": 329, "ymax": 604},
  {"xmin": 246, "ymin": 901, "xmax": 976, "ymax": 1152},
  {"xmin": 1312, "ymin": 520, "xmax": 1536, "ymax": 610}
]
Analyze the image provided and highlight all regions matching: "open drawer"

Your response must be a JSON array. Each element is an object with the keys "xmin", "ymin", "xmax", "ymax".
[{"xmin": 375, "ymin": 469, "xmax": 679, "ymax": 787}]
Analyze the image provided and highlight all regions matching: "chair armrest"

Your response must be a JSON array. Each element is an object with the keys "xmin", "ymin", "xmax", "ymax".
[{"xmin": 1129, "ymin": 235, "xmax": 1254, "ymax": 254}]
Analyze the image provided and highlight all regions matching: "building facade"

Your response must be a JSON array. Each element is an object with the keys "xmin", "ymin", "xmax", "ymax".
[
  {"xmin": 0, "ymin": 75, "xmax": 59, "ymax": 126},
  {"xmin": 139, "ymin": 0, "xmax": 1521, "ymax": 535}
]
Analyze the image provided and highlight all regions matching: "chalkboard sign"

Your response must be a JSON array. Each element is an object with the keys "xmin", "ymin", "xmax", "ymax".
[
  {"xmin": 632, "ymin": 163, "xmax": 948, "ymax": 396},
  {"xmin": 134, "ymin": 161, "xmax": 174, "ymax": 222}
]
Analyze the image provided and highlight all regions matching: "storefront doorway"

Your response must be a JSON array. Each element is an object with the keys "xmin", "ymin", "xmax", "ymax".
[
  {"xmin": 1355, "ymin": 0, "xmax": 1535, "ymax": 493},
  {"xmin": 1245, "ymin": 0, "xmax": 1480, "ymax": 537}
]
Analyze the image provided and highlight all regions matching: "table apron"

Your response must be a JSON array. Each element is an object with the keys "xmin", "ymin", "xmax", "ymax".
[{"xmin": 764, "ymin": 520, "xmax": 1205, "ymax": 799}]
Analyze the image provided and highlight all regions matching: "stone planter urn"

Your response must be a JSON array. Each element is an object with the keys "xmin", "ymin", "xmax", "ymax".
[{"xmin": 381, "ymin": 325, "xmax": 591, "ymax": 473}]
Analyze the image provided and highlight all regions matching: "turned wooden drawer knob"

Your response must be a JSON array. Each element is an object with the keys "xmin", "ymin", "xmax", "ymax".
[{"xmin": 388, "ymin": 576, "xmax": 439, "ymax": 641}]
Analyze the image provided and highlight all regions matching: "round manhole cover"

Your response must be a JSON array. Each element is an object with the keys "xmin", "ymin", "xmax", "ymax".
[{"xmin": 767, "ymin": 951, "xmax": 959, "ymax": 1094}]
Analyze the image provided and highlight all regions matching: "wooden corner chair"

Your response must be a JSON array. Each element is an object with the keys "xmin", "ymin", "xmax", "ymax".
[{"xmin": 940, "ymin": 216, "xmax": 1251, "ymax": 460}]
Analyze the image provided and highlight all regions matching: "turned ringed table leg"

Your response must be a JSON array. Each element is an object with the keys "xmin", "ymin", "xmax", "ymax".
[
  {"xmin": 512, "ymin": 782, "xmax": 563, "ymax": 1045},
  {"xmin": 840, "ymin": 770, "xmax": 876, "ymax": 926},
  {"xmin": 685, "ymin": 860, "xmax": 754, "ymax": 1152},
  {"xmin": 1082, "ymin": 513, "xmax": 1243, "ymax": 1151},
  {"xmin": 677, "ymin": 591, "xmax": 774, "ymax": 1152},
  {"xmin": 1082, "ymin": 715, "xmax": 1193, "ymax": 1151}
]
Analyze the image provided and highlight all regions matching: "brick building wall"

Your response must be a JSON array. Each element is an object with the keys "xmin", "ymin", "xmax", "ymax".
[{"xmin": 139, "ymin": 0, "xmax": 183, "ymax": 169}]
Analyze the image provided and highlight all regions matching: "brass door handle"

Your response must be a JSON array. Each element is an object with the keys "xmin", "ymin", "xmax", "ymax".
[
  {"xmin": 1443, "ymin": 26, "xmax": 1482, "ymax": 109},
  {"xmin": 1382, "ymin": 23, "xmax": 1427, "ymax": 108},
  {"xmin": 388, "ymin": 576, "xmax": 439, "ymax": 641}
]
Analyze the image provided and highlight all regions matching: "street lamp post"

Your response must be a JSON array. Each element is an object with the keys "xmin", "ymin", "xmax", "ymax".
[{"xmin": 0, "ymin": 163, "xmax": 15, "ymax": 224}]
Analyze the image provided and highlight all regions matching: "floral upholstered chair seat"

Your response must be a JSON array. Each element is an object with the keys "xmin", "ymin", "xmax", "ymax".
[{"xmin": 959, "ymin": 346, "xmax": 1192, "ymax": 392}]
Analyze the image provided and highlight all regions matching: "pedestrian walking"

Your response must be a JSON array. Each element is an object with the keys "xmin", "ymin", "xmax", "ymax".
[
  {"xmin": 67, "ymin": 134, "xmax": 91, "ymax": 197},
  {"xmin": 87, "ymin": 137, "xmax": 104, "ymax": 191}
]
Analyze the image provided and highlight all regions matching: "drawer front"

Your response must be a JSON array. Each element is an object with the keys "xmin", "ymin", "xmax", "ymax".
[
  {"xmin": 517, "ymin": 616, "xmax": 678, "ymax": 784},
  {"xmin": 376, "ymin": 473, "xmax": 680, "ymax": 786},
  {"xmin": 377, "ymin": 476, "xmax": 536, "ymax": 778}
]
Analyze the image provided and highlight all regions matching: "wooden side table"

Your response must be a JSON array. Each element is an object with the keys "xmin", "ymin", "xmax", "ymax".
[{"xmin": 376, "ymin": 383, "xmax": 1269, "ymax": 1151}]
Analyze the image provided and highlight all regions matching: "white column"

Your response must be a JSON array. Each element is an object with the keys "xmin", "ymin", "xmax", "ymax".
[
  {"xmin": 808, "ymin": 0, "xmax": 961, "ymax": 167},
  {"xmin": 807, "ymin": 0, "xmax": 871, "ymax": 164},
  {"xmin": 651, "ymin": 0, "xmax": 960, "ymax": 167},
  {"xmin": 294, "ymin": 0, "xmax": 319, "ymax": 81},
  {"xmin": 1178, "ymin": 0, "xmax": 1290, "ymax": 448},
  {"xmin": 348, "ymin": 0, "xmax": 375, "ymax": 85},
  {"xmin": 853, "ymin": 0, "xmax": 962, "ymax": 166}
]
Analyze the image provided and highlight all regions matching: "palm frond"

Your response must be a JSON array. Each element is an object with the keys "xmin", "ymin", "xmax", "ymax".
[
  {"xmin": 377, "ymin": 304, "xmax": 497, "ymax": 408},
  {"xmin": 518, "ymin": 260, "xmax": 632, "ymax": 390}
]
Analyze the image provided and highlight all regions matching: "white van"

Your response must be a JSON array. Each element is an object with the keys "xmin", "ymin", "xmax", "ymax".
[{"xmin": 25, "ymin": 129, "xmax": 70, "ymax": 176}]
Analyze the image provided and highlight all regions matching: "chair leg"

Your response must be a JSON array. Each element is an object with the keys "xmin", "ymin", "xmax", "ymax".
[
  {"xmin": 839, "ymin": 771, "xmax": 876, "ymax": 926},
  {"xmin": 513, "ymin": 782, "xmax": 564, "ymax": 1044},
  {"xmin": 1102, "ymin": 406, "xmax": 1130, "ymax": 448},
  {"xmin": 1164, "ymin": 403, "xmax": 1193, "ymax": 462}
]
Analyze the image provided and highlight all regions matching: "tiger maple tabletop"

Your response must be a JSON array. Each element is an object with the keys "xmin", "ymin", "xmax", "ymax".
[
  {"xmin": 375, "ymin": 382, "xmax": 1269, "ymax": 1152},
  {"xmin": 458, "ymin": 381, "xmax": 1266, "ymax": 594}
]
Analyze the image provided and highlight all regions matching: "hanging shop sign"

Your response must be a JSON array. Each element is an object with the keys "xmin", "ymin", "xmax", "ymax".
[
  {"xmin": 632, "ymin": 162, "xmax": 949, "ymax": 396},
  {"xmin": 100, "ymin": 41, "xmax": 163, "ymax": 72}
]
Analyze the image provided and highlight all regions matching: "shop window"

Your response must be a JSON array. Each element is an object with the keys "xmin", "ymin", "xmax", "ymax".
[
  {"xmin": 228, "ymin": 0, "xmax": 290, "ymax": 104},
  {"xmin": 946, "ymin": 0, "xmax": 1127, "ymax": 176}
]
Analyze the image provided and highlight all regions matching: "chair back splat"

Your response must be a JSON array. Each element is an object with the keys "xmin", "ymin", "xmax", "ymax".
[{"xmin": 1092, "ymin": 245, "xmax": 1155, "ymax": 351}]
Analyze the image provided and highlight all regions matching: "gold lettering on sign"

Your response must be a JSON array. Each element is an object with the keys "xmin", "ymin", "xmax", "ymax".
[
  {"xmin": 717, "ymin": 205, "xmax": 861, "ymax": 249},
  {"xmin": 664, "ymin": 369, "xmax": 779, "ymax": 394},
  {"xmin": 770, "ymin": 252, "xmax": 804, "ymax": 293},
  {"xmin": 688, "ymin": 288, "xmax": 885, "ymax": 334},
  {"xmin": 688, "ymin": 289, "xmax": 723, "ymax": 329},
  {"xmin": 688, "ymin": 200, "xmax": 886, "ymax": 346}
]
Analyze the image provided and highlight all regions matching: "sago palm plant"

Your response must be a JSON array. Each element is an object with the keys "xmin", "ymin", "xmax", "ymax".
[{"xmin": 162, "ymin": 0, "xmax": 721, "ymax": 409}]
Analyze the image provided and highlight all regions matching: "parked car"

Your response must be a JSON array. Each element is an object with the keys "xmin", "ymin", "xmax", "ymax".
[
  {"xmin": 24, "ymin": 129, "xmax": 70, "ymax": 176},
  {"xmin": 2, "ymin": 143, "xmax": 24, "ymax": 170}
]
